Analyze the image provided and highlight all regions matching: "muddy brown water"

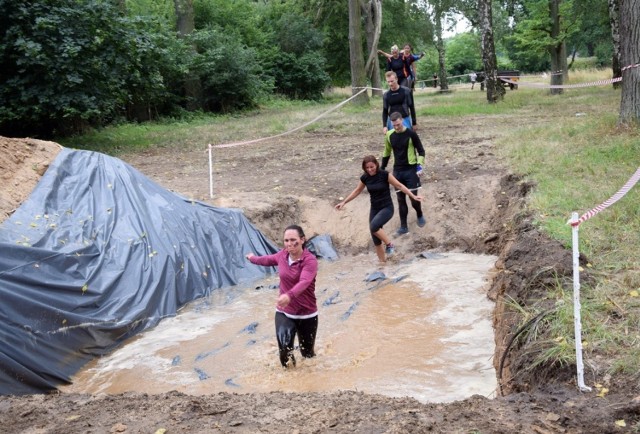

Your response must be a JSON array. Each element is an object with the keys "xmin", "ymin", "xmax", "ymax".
[{"xmin": 62, "ymin": 252, "xmax": 498, "ymax": 403}]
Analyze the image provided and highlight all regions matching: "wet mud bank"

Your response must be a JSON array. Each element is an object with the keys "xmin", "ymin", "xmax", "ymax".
[{"xmin": 484, "ymin": 174, "xmax": 577, "ymax": 395}]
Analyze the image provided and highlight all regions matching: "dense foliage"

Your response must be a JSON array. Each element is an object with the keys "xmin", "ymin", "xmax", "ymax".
[
  {"xmin": 0, "ymin": 0, "xmax": 178, "ymax": 136},
  {"xmin": 0, "ymin": 0, "xmax": 615, "ymax": 138}
]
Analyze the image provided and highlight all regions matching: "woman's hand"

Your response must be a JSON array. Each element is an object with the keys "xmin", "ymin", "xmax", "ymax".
[{"xmin": 276, "ymin": 293, "xmax": 291, "ymax": 309}]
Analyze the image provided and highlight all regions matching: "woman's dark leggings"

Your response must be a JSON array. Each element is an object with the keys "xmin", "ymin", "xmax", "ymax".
[
  {"xmin": 275, "ymin": 312, "xmax": 318, "ymax": 367},
  {"xmin": 369, "ymin": 205, "xmax": 394, "ymax": 246}
]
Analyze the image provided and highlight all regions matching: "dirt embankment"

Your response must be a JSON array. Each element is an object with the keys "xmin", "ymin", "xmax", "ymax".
[{"xmin": 1, "ymin": 130, "xmax": 639, "ymax": 433}]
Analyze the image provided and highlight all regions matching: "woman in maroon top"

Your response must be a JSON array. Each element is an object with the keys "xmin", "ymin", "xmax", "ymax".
[{"xmin": 246, "ymin": 225, "xmax": 318, "ymax": 368}]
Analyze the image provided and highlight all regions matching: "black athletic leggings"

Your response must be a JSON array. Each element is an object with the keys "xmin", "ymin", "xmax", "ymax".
[
  {"xmin": 394, "ymin": 167, "xmax": 423, "ymax": 227},
  {"xmin": 369, "ymin": 204, "xmax": 394, "ymax": 246},
  {"xmin": 275, "ymin": 311, "xmax": 318, "ymax": 367}
]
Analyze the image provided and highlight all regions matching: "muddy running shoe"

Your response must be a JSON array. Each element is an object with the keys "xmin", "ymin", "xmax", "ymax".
[
  {"xmin": 417, "ymin": 216, "xmax": 426, "ymax": 227},
  {"xmin": 396, "ymin": 226, "xmax": 409, "ymax": 235},
  {"xmin": 385, "ymin": 243, "xmax": 395, "ymax": 255},
  {"xmin": 286, "ymin": 354, "xmax": 296, "ymax": 368}
]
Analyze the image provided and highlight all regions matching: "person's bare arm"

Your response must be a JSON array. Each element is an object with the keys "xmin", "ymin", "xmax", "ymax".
[
  {"xmin": 335, "ymin": 182, "xmax": 366, "ymax": 209},
  {"xmin": 389, "ymin": 174, "xmax": 423, "ymax": 201}
]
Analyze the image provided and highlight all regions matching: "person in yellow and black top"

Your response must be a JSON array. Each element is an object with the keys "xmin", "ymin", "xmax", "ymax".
[{"xmin": 381, "ymin": 111, "xmax": 426, "ymax": 235}]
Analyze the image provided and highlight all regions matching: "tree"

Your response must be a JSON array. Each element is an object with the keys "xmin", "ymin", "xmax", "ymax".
[
  {"xmin": 618, "ymin": 0, "xmax": 640, "ymax": 126},
  {"xmin": 348, "ymin": 0, "xmax": 369, "ymax": 104},
  {"xmin": 608, "ymin": 0, "xmax": 622, "ymax": 88},
  {"xmin": 446, "ymin": 32, "xmax": 482, "ymax": 76},
  {"xmin": 547, "ymin": 0, "xmax": 567, "ymax": 94},
  {"xmin": 174, "ymin": 0, "xmax": 202, "ymax": 110},
  {"xmin": 363, "ymin": 0, "xmax": 383, "ymax": 97},
  {"xmin": 478, "ymin": 0, "xmax": 505, "ymax": 102},
  {"xmin": 510, "ymin": 0, "xmax": 579, "ymax": 94},
  {"xmin": 430, "ymin": 0, "xmax": 452, "ymax": 92}
]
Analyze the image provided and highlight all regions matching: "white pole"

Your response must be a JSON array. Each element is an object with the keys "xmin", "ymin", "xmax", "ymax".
[
  {"xmin": 208, "ymin": 144, "xmax": 214, "ymax": 199},
  {"xmin": 571, "ymin": 211, "xmax": 591, "ymax": 392}
]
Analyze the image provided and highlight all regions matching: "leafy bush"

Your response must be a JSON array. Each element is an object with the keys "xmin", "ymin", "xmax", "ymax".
[
  {"xmin": 188, "ymin": 29, "xmax": 273, "ymax": 112},
  {"xmin": 266, "ymin": 11, "xmax": 330, "ymax": 100},
  {"xmin": 0, "ymin": 0, "xmax": 181, "ymax": 136}
]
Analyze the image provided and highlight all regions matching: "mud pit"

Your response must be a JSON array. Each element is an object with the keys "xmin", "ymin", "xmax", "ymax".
[
  {"xmin": 61, "ymin": 254, "xmax": 498, "ymax": 404},
  {"xmin": 2, "ymin": 93, "xmax": 639, "ymax": 433}
]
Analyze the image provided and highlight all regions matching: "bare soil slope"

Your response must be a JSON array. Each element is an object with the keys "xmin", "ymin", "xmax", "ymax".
[{"xmin": 1, "ymin": 103, "xmax": 639, "ymax": 432}]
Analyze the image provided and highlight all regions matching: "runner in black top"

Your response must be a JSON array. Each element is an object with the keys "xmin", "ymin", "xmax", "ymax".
[
  {"xmin": 335, "ymin": 155, "xmax": 423, "ymax": 263},
  {"xmin": 382, "ymin": 71, "xmax": 416, "ymax": 134}
]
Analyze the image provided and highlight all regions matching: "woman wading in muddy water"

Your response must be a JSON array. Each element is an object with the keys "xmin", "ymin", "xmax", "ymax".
[
  {"xmin": 246, "ymin": 225, "xmax": 318, "ymax": 368},
  {"xmin": 335, "ymin": 155, "xmax": 423, "ymax": 263}
]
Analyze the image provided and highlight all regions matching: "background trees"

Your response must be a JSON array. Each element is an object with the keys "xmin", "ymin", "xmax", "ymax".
[
  {"xmin": 0, "ymin": 0, "xmax": 634, "ymax": 138},
  {"xmin": 618, "ymin": 0, "xmax": 640, "ymax": 126}
]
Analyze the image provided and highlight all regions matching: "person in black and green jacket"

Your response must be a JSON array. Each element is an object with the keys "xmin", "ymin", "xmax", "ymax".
[{"xmin": 381, "ymin": 111, "xmax": 426, "ymax": 235}]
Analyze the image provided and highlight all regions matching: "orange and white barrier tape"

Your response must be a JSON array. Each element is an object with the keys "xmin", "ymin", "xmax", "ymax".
[{"xmin": 569, "ymin": 166, "xmax": 640, "ymax": 227}]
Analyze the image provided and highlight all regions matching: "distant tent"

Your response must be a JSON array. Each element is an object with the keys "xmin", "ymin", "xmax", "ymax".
[{"xmin": 0, "ymin": 148, "xmax": 278, "ymax": 395}]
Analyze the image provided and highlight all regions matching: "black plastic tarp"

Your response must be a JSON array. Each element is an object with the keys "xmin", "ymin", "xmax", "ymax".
[{"xmin": 0, "ymin": 148, "xmax": 278, "ymax": 395}]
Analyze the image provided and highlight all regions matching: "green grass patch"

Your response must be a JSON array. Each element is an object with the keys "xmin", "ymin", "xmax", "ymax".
[{"xmin": 496, "ymin": 71, "xmax": 640, "ymax": 376}]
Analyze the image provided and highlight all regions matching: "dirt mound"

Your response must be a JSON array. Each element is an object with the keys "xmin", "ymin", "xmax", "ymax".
[{"xmin": 0, "ymin": 136, "xmax": 61, "ymax": 222}]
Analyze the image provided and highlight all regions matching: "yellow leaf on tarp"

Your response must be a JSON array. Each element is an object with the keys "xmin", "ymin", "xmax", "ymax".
[
  {"xmin": 597, "ymin": 387, "xmax": 609, "ymax": 398},
  {"xmin": 629, "ymin": 290, "xmax": 639, "ymax": 297},
  {"xmin": 66, "ymin": 415, "xmax": 81, "ymax": 421},
  {"xmin": 578, "ymin": 266, "xmax": 584, "ymax": 272},
  {"xmin": 155, "ymin": 429, "xmax": 167, "ymax": 434},
  {"xmin": 615, "ymin": 420, "xmax": 626, "ymax": 427}
]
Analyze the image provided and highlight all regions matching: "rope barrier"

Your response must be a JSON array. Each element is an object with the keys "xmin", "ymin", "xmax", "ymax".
[
  {"xmin": 566, "ymin": 165, "xmax": 639, "ymax": 392},
  {"xmin": 569, "ymin": 167, "xmax": 640, "ymax": 227},
  {"xmin": 501, "ymin": 76, "xmax": 622, "ymax": 89},
  {"xmin": 211, "ymin": 87, "xmax": 368, "ymax": 149}
]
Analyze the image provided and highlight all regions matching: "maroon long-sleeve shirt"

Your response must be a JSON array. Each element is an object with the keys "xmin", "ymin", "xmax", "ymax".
[{"xmin": 249, "ymin": 249, "xmax": 318, "ymax": 318}]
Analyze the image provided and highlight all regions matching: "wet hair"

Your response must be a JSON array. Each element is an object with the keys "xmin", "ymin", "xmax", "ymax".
[
  {"xmin": 385, "ymin": 71, "xmax": 397, "ymax": 80},
  {"xmin": 361, "ymin": 155, "xmax": 380, "ymax": 172},
  {"xmin": 389, "ymin": 111, "xmax": 403, "ymax": 121},
  {"xmin": 403, "ymin": 44, "xmax": 412, "ymax": 51},
  {"xmin": 284, "ymin": 224, "xmax": 307, "ymax": 247}
]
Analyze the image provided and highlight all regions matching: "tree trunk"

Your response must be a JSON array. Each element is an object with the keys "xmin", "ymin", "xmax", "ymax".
[
  {"xmin": 348, "ymin": 0, "xmax": 369, "ymax": 104},
  {"xmin": 433, "ymin": 4, "xmax": 448, "ymax": 92},
  {"xmin": 478, "ymin": 0, "xmax": 504, "ymax": 103},
  {"xmin": 618, "ymin": 0, "xmax": 640, "ymax": 126},
  {"xmin": 608, "ymin": 0, "xmax": 622, "ymax": 89},
  {"xmin": 548, "ymin": 0, "xmax": 564, "ymax": 95},
  {"xmin": 174, "ymin": 0, "xmax": 203, "ymax": 111},
  {"xmin": 363, "ymin": 0, "xmax": 383, "ymax": 97}
]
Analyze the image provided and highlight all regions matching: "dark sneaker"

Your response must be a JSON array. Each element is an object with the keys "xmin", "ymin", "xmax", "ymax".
[
  {"xmin": 417, "ymin": 216, "xmax": 426, "ymax": 227},
  {"xmin": 396, "ymin": 226, "xmax": 409, "ymax": 235},
  {"xmin": 385, "ymin": 243, "xmax": 395, "ymax": 255}
]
